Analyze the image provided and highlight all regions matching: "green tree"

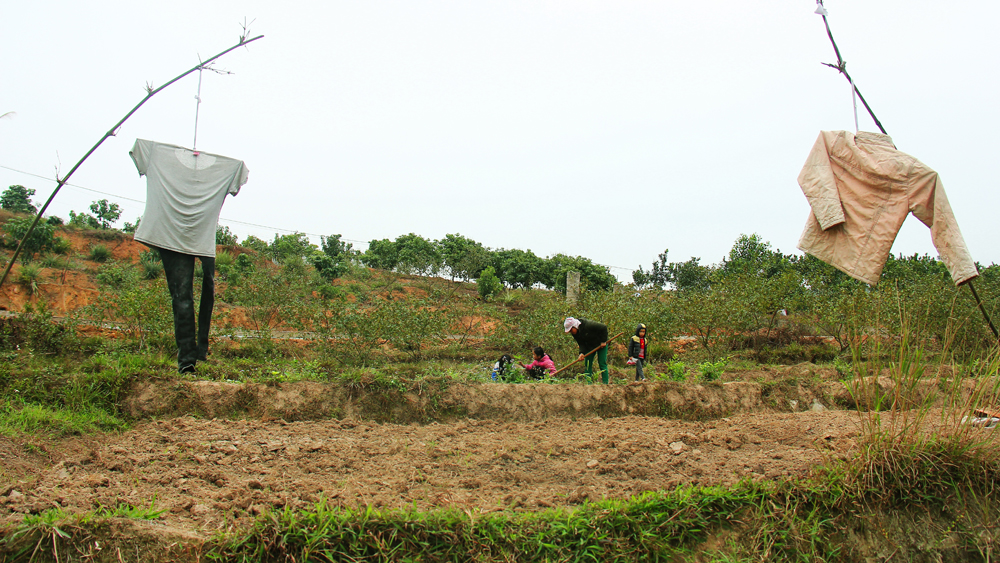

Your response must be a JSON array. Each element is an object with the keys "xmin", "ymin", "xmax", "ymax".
[
  {"xmin": 321, "ymin": 234, "xmax": 354, "ymax": 260},
  {"xmin": 880, "ymin": 253, "xmax": 951, "ymax": 288},
  {"xmin": 322, "ymin": 299, "xmax": 391, "ymax": 366},
  {"xmin": 89, "ymin": 199, "xmax": 122, "ymax": 229},
  {"xmin": 311, "ymin": 234, "xmax": 354, "ymax": 280},
  {"xmin": 362, "ymin": 238, "xmax": 399, "ymax": 271},
  {"xmin": 632, "ymin": 249, "xmax": 671, "ymax": 289},
  {"xmin": 3, "ymin": 216, "xmax": 55, "ymax": 263},
  {"xmin": 490, "ymin": 248, "xmax": 545, "ymax": 289},
  {"xmin": 726, "ymin": 271, "xmax": 806, "ymax": 344},
  {"xmin": 395, "ymin": 233, "xmax": 441, "ymax": 276},
  {"xmin": 380, "ymin": 297, "xmax": 449, "ymax": 360},
  {"xmin": 477, "ymin": 265, "xmax": 503, "ymax": 300},
  {"xmin": 268, "ymin": 232, "xmax": 315, "ymax": 264},
  {"xmin": 223, "ymin": 259, "xmax": 311, "ymax": 339},
  {"xmin": 241, "ymin": 235, "xmax": 270, "ymax": 255},
  {"xmin": 68, "ymin": 210, "xmax": 101, "ymax": 229},
  {"xmin": 668, "ymin": 257, "xmax": 713, "ymax": 291},
  {"xmin": 801, "ymin": 284, "xmax": 870, "ymax": 353},
  {"xmin": 633, "ymin": 249, "xmax": 714, "ymax": 291},
  {"xmin": 439, "ymin": 233, "xmax": 489, "ymax": 281},
  {"xmin": 791, "ymin": 253, "xmax": 857, "ymax": 292},
  {"xmin": 631, "ymin": 267, "xmax": 652, "ymax": 289},
  {"xmin": 122, "ymin": 216, "xmax": 141, "ymax": 234},
  {"xmin": 673, "ymin": 287, "xmax": 735, "ymax": 360},
  {"xmin": 86, "ymin": 261, "xmax": 172, "ymax": 349},
  {"xmin": 0, "ymin": 185, "xmax": 37, "ymax": 215},
  {"xmin": 216, "ymin": 225, "xmax": 239, "ymax": 246},
  {"xmin": 721, "ymin": 233, "xmax": 793, "ymax": 279},
  {"xmin": 542, "ymin": 254, "xmax": 615, "ymax": 293}
]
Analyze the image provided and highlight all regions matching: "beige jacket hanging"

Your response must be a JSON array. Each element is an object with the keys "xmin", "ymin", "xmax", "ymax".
[{"xmin": 797, "ymin": 130, "xmax": 977, "ymax": 286}]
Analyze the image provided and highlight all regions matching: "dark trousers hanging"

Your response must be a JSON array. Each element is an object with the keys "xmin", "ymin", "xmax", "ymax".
[{"xmin": 155, "ymin": 246, "xmax": 215, "ymax": 372}]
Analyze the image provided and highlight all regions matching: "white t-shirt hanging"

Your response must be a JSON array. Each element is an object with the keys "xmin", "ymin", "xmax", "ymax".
[{"xmin": 130, "ymin": 139, "xmax": 248, "ymax": 257}]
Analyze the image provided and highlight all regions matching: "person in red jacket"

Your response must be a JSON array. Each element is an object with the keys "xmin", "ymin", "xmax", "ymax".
[{"xmin": 627, "ymin": 324, "xmax": 648, "ymax": 381}]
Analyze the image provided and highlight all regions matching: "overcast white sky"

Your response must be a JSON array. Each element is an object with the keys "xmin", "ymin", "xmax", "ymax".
[{"xmin": 2, "ymin": 1, "xmax": 998, "ymax": 281}]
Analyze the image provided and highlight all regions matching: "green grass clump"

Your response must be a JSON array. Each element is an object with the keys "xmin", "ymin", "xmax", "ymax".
[
  {"xmin": 50, "ymin": 235, "xmax": 72, "ymax": 255},
  {"xmin": 0, "ymin": 346, "xmax": 152, "ymax": 438},
  {"xmin": 1, "ymin": 502, "xmax": 166, "ymax": 561},
  {"xmin": 88, "ymin": 244, "xmax": 111, "ymax": 262},
  {"xmin": 139, "ymin": 250, "xmax": 164, "ymax": 279},
  {"xmin": 698, "ymin": 358, "xmax": 727, "ymax": 382},
  {"xmin": 833, "ymin": 325, "xmax": 1000, "ymax": 508},
  {"xmin": 0, "ymin": 402, "xmax": 126, "ymax": 436},
  {"xmin": 15, "ymin": 263, "xmax": 43, "ymax": 295},
  {"xmin": 214, "ymin": 484, "xmax": 782, "ymax": 562},
  {"xmin": 656, "ymin": 360, "xmax": 688, "ymax": 381},
  {"xmin": 39, "ymin": 253, "xmax": 73, "ymax": 270}
]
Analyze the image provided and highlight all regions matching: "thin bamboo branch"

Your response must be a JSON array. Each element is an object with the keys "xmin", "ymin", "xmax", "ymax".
[
  {"xmin": 816, "ymin": 2, "xmax": 887, "ymax": 134},
  {"xmin": 820, "ymin": 62, "xmax": 886, "ymax": 135},
  {"xmin": 0, "ymin": 34, "xmax": 264, "ymax": 290}
]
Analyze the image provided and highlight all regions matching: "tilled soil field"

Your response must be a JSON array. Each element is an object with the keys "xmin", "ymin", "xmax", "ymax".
[{"xmin": 0, "ymin": 407, "xmax": 858, "ymax": 537}]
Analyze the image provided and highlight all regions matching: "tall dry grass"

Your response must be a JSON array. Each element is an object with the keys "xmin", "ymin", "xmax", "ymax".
[{"xmin": 841, "ymin": 309, "xmax": 1000, "ymax": 505}]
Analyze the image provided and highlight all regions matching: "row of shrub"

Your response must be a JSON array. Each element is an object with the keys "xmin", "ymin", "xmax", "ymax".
[
  {"xmin": 15, "ymin": 250, "xmax": 984, "ymax": 372},
  {"xmin": 4, "ymin": 221, "xmax": 999, "ymax": 368}
]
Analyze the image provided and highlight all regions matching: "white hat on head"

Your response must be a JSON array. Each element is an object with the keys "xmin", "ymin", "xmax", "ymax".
[{"xmin": 564, "ymin": 317, "xmax": 581, "ymax": 332}]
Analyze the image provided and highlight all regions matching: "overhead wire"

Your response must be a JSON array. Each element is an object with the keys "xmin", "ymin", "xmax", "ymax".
[
  {"xmin": 0, "ymin": 162, "xmax": 633, "ymax": 273},
  {"xmin": 0, "ymin": 164, "xmax": 146, "ymax": 204}
]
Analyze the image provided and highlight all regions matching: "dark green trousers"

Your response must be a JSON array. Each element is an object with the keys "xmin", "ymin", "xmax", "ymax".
[
  {"xmin": 584, "ymin": 347, "xmax": 610, "ymax": 384},
  {"xmin": 157, "ymin": 246, "xmax": 215, "ymax": 372}
]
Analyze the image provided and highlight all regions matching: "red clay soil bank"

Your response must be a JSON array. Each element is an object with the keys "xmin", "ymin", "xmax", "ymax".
[{"xmin": 121, "ymin": 377, "xmax": 848, "ymax": 422}]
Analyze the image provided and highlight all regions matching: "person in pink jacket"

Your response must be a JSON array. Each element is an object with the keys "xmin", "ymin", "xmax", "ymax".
[{"xmin": 519, "ymin": 346, "xmax": 556, "ymax": 380}]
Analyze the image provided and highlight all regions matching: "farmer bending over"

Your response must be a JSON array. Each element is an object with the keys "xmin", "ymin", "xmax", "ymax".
[{"xmin": 564, "ymin": 317, "xmax": 610, "ymax": 384}]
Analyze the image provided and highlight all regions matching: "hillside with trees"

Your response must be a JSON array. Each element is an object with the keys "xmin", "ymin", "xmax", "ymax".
[{"xmin": 3, "ymin": 184, "xmax": 1000, "ymax": 561}]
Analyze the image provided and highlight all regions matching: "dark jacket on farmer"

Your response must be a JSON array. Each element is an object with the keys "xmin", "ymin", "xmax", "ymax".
[
  {"xmin": 627, "ymin": 323, "xmax": 647, "ymax": 359},
  {"xmin": 571, "ymin": 318, "xmax": 609, "ymax": 355}
]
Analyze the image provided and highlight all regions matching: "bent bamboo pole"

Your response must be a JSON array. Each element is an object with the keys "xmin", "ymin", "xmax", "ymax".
[
  {"xmin": 552, "ymin": 331, "xmax": 625, "ymax": 378},
  {"xmin": 815, "ymin": 0, "xmax": 886, "ymax": 135},
  {"xmin": 0, "ymin": 34, "xmax": 264, "ymax": 290},
  {"xmin": 966, "ymin": 280, "xmax": 999, "ymax": 340}
]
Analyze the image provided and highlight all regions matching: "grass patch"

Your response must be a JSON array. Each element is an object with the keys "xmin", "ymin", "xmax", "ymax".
[
  {"xmin": 88, "ymin": 244, "xmax": 111, "ymax": 262},
  {"xmin": 1, "ymin": 502, "xmax": 165, "ymax": 561},
  {"xmin": 3, "ymin": 474, "xmax": 999, "ymax": 561},
  {"xmin": 214, "ymin": 484, "xmax": 776, "ymax": 562},
  {"xmin": 204, "ymin": 479, "xmax": 999, "ymax": 562},
  {"xmin": 0, "ymin": 402, "xmax": 127, "ymax": 436},
  {"xmin": 834, "ymin": 324, "xmax": 1000, "ymax": 508},
  {"xmin": 653, "ymin": 360, "xmax": 689, "ymax": 382},
  {"xmin": 15, "ymin": 263, "xmax": 43, "ymax": 295}
]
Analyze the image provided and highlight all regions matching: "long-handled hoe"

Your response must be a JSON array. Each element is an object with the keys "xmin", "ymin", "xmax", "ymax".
[{"xmin": 552, "ymin": 331, "xmax": 625, "ymax": 379}]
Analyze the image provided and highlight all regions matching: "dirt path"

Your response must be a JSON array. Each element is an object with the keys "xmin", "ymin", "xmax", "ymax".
[{"xmin": 0, "ymin": 410, "xmax": 859, "ymax": 537}]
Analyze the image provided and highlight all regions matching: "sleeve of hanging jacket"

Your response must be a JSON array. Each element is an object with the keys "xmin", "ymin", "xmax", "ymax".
[
  {"xmin": 906, "ymin": 163, "xmax": 978, "ymax": 286},
  {"xmin": 798, "ymin": 131, "xmax": 846, "ymax": 230}
]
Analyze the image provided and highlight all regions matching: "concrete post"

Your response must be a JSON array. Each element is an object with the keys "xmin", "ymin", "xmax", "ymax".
[{"xmin": 566, "ymin": 271, "xmax": 581, "ymax": 304}]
